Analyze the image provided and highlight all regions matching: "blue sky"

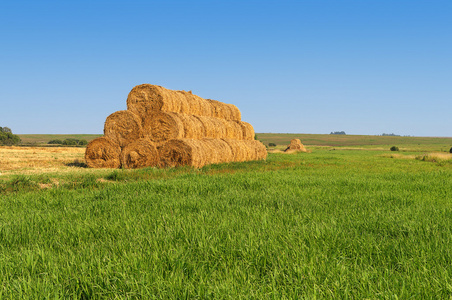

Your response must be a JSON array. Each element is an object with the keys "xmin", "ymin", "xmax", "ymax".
[{"xmin": 1, "ymin": 0, "xmax": 451, "ymax": 136}]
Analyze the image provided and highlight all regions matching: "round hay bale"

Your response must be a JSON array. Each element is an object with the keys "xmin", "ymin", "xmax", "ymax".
[
  {"xmin": 179, "ymin": 90, "xmax": 200, "ymax": 116},
  {"xmin": 127, "ymin": 84, "xmax": 169, "ymax": 120},
  {"xmin": 143, "ymin": 112, "xmax": 184, "ymax": 142},
  {"xmin": 203, "ymin": 138, "xmax": 234, "ymax": 164},
  {"xmin": 85, "ymin": 137, "xmax": 121, "ymax": 168},
  {"xmin": 144, "ymin": 112, "xmax": 243, "ymax": 142},
  {"xmin": 284, "ymin": 139, "xmax": 307, "ymax": 152},
  {"xmin": 222, "ymin": 139, "xmax": 251, "ymax": 162},
  {"xmin": 104, "ymin": 110, "xmax": 143, "ymax": 148},
  {"xmin": 159, "ymin": 139, "xmax": 208, "ymax": 168},
  {"xmin": 235, "ymin": 121, "xmax": 255, "ymax": 140},
  {"xmin": 120, "ymin": 137, "xmax": 159, "ymax": 169},
  {"xmin": 208, "ymin": 99, "xmax": 241, "ymax": 121},
  {"xmin": 159, "ymin": 138, "xmax": 234, "ymax": 168},
  {"xmin": 246, "ymin": 140, "xmax": 268, "ymax": 160},
  {"xmin": 127, "ymin": 84, "xmax": 241, "ymax": 121},
  {"xmin": 178, "ymin": 113, "xmax": 205, "ymax": 139},
  {"xmin": 220, "ymin": 119, "xmax": 244, "ymax": 140},
  {"xmin": 193, "ymin": 93, "xmax": 214, "ymax": 117},
  {"xmin": 160, "ymin": 138, "xmax": 266, "ymax": 168},
  {"xmin": 195, "ymin": 116, "xmax": 227, "ymax": 139},
  {"xmin": 227, "ymin": 103, "xmax": 241, "ymax": 121}
]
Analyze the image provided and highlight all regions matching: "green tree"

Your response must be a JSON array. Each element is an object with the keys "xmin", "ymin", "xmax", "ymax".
[
  {"xmin": 48, "ymin": 139, "xmax": 63, "ymax": 145},
  {"xmin": 0, "ymin": 127, "xmax": 21, "ymax": 145},
  {"xmin": 390, "ymin": 146, "xmax": 399, "ymax": 151},
  {"xmin": 0, "ymin": 127, "xmax": 12, "ymax": 133}
]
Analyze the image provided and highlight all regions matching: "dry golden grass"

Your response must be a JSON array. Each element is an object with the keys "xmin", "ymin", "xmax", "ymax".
[
  {"xmin": 0, "ymin": 146, "xmax": 86, "ymax": 175},
  {"xmin": 381, "ymin": 152, "xmax": 452, "ymax": 162},
  {"xmin": 380, "ymin": 153, "xmax": 417, "ymax": 159},
  {"xmin": 416, "ymin": 152, "xmax": 452, "ymax": 162}
]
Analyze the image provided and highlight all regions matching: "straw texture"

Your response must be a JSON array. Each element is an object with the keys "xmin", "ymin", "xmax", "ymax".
[
  {"xmin": 144, "ymin": 112, "xmax": 254, "ymax": 141},
  {"xmin": 160, "ymin": 138, "xmax": 266, "ymax": 168},
  {"xmin": 85, "ymin": 137, "xmax": 121, "ymax": 168},
  {"xmin": 284, "ymin": 139, "xmax": 307, "ymax": 152},
  {"xmin": 127, "ymin": 84, "xmax": 241, "ymax": 121},
  {"xmin": 120, "ymin": 137, "xmax": 159, "ymax": 169},
  {"xmin": 86, "ymin": 83, "xmax": 263, "ymax": 169},
  {"xmin": 104, "ymin": 110, "xmax": 143, "ymax": 148},
  {"xmin": 236, "ymin": 121, "xmax": 255, "ymax": 140}
]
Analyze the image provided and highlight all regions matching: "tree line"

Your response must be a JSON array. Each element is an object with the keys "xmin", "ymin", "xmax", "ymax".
[{"xmin": 0, "ymin": 127, "xmax": 21, "ymax": 145}]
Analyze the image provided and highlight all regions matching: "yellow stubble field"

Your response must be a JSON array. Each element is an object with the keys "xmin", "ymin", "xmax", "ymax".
[{"xmin": 0, "ymin": 146, "xmax": 87, "ymax": 176}]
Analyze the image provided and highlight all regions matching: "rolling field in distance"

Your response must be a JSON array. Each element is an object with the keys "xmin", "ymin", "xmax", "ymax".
[
  {"xmin": 1, "ymin": 134, "xmax": 452, "ymax": 298},
  {"xmin": 17, "ymin": 133, "xmax": 452, "ymax": 151},
  {"xmin": 18, "ymin": 134, "xmax": 102, "ymax": 145},
  {"xmin": 258, "ymin": 133, "xmax": 452, "ymax": 152}
]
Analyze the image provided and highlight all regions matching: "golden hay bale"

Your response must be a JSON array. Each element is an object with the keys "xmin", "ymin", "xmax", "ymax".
[
  {"xmin": 195, "ymin": 116, "xmax": 227, "ymax": 139},
  {"xmin": 159, "ymin": 138, "xmax": 234, "ymax": 168},
  {"xmin": 235, "ymin": 121, "xmax": 255, "ymax": 140},
  {"xmin": 104, "ymin": 110, "xmax": 143, "ymax": 148},
  {"xmin": 178, "ymin": 113, "xmax": 206, "ymax": 139},
  {"xmin": 284, "ymin": 139, "xmax": 307, "ymax": 152},
  {"xmin": 222, "ymin": 139, "xmax": 267, "ymax": 161},
  {"xmin": 159, "ymin": 138, "xmax": 207, "ymax": 168},
  {"xmin": 221, "ymin": 139, "xmax": 251, "ymax": 162},
  {"xmin": 120, "ymin": 137, "xmax": 159, "ymax": 169},
  {"xmin": 144, "ymin": 112, "xmax": 252, "ymax": 141},
  {"xmin": 246, "ymin": 140, "xmax": 268, "ymax": 160},
  {"xmin": 219, "ymin": 119, "xmax": 244, "ymax": 140},
  {"xmin": 160, "ymin": 138, "xmax": 266, "ymax": 168},
  {"xmin": 143, "ymin": 112, "xmax": 185, "ymax": 142},
  {"xmin": 127, "ymin": 84, "xmax": 175, "ymax": 118},
  {"xmin": 208, "ymin": 99, "xmax": 241, "ymax": 121},
  {"xmin": 127, "ymin": 84, "xmax": 241, "ymax": 121},
  {"xmin": 203, "ymin": 138, "xmax": 234, "ymax": 165},
  {"xmin": 184, "ymin": 91, "xmax": 214, "ymax": 117},
  {"xmin": 143, "ymin": 112, "xmax": 207, "ymax": 142},
  {"xmin": 85, "ymin": 137, "xmax": 121, "ymax": 168}
]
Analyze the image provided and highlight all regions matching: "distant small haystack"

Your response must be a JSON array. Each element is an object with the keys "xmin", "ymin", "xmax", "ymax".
[{"xmin": 284, "ymin": 139, "xmax": 307, "ymax": 153}]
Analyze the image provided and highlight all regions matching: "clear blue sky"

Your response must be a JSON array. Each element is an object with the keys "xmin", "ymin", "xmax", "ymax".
[{"xmin": 1, "ymin": 0, "xmax": 451, "ymax": 136}]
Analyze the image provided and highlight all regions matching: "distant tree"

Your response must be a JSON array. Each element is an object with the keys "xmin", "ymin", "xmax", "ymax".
[
  {"xmin": 0, "ymin": 127, "xmax": 20, "ymax": 145},
  {"xmin": 48, "ymin": 139, "xmax": 63, "ymax": 144},
  {"xmin": 382, "ymin": 133, "xmax": 400, "ymax": 136},
  {"xmin": 390, "ymin": 146, "xmax": 399, "ymax": 151},
  {"xmin": 0, "ymin": 127, "xmax": 12, "ymax": 133},
  {"xmin": 58, "ymin": 138, "xmax": 88, "ymax": 146},
  {"xmin": 330, "ymin": 131, "xmax": 346, "ymax": 135},
  {"xmin": 268, "ymin": 142, "xmax": 276, "ymax": 147},
  {"xmin": 62, "ymin": 139, "xmax": 79, "ymax": 146}
]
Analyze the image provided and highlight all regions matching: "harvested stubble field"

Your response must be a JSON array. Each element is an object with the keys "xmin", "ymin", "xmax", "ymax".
[
  {"xmin": 1, "ymin": 134, "xmax": 452, "ymax": 298},
  {"xmin": 0, "ymin": 146, "xmax": 86, "ymax": 175}
]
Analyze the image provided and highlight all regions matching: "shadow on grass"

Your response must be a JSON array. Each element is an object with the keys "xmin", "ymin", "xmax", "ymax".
[{"xmin": 65, "ymin": 159, "xmax": 88, "ymax": 168}]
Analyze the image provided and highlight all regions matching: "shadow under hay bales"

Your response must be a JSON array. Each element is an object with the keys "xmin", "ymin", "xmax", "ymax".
[{"xmin": 66, "ymin": 159, "xmax": 88, "ymax": 168}]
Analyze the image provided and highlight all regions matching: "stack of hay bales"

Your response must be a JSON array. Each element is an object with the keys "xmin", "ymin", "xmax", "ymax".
[
  {"xmin": 85, "ymin": 84, "xmax": 267, "ymax": 168},
  {"xmin": 284, "ymin": 139, "xmax": 307, "ymax": 153}
]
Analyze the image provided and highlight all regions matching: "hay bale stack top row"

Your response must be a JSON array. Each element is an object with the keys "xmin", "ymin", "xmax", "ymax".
[
  {"xmin": 127, "ymin": 84, "xmax": 242, "ymax": 122},
  {"xmin": 85, "ymin": 84, "xmax": 267, "ymax": 169}
]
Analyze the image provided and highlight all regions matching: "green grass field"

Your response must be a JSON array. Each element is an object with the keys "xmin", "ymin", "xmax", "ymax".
[
  {"xmin": 258, "ymin": 133, "xmax": 452, "ymax": 152},
  {"xmin": 1, "ymin": 135, "xmax": 452, "ymax": 298}
]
